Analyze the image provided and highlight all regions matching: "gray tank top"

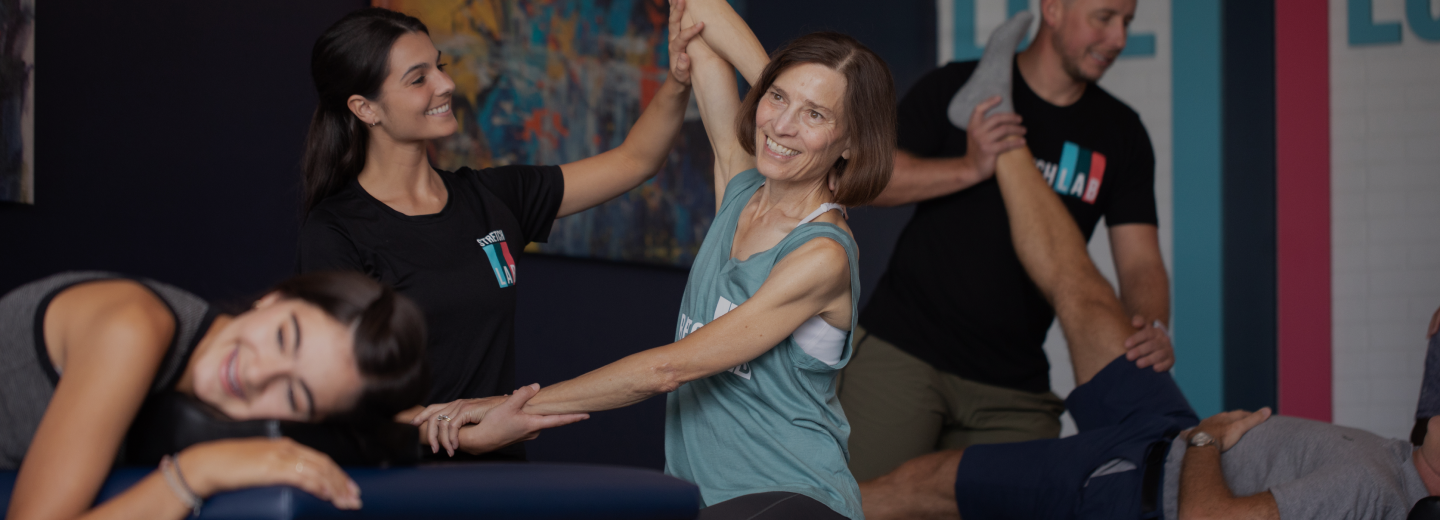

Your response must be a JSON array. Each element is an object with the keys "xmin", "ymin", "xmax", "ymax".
[{"xmin": 0, "ymin": 272, "xmax": 214, "ymax": 469}]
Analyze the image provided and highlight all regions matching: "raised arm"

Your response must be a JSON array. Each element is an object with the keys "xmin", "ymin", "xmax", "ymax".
[
  {"xmin": 682, "ymin": 0, "xmax": 768, "ymax": 85},
  {"xmin": 672, "ymin": 0, "xmax": 755, "ymax": 206},
  {"xmin": 554, "ymin": 8, "xmax": 704, "ymax": 218}
]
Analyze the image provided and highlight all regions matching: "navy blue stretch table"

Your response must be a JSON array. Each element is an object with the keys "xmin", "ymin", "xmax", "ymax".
[{"xmin": 0, "ymin": 463, "xmax": 700, "ymax": 519}]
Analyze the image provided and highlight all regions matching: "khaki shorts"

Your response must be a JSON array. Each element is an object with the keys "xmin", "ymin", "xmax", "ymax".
[{"xmin": 838, "ymin": 326, "xmax": 1065, "ymax": 481}]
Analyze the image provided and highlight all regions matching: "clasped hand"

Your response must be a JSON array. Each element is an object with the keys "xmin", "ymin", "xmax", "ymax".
[{"xmin": 410, "ymin": 383, "xmax": 589, "ymax": 457}]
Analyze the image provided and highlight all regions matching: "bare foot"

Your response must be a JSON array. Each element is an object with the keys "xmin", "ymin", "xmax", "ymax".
[{"xmin": 860, "ymin": 450, "xmax": 964, "ymax": 520}]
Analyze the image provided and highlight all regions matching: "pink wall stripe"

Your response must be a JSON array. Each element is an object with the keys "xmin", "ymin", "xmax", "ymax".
[{"xmin": 1275, "ymin": 0, "xmax": 1332, "ymax": 422}]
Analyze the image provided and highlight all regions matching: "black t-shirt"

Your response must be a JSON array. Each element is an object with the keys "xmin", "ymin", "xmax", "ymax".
[
  {"xmin": 860, "ymin": 60, "xmax": 1157, "ymax": 394},
  {"xmin": 297, "ymin": 165, "xmax": 564, "ymax": 405}
]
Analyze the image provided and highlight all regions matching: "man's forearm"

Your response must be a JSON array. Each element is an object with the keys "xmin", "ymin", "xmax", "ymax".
[
  {"xmin": 1118, "ymin": 265, "xmax": 1170, "ymax": 327},
  {"xmin": 1178, "ymin": 446, "xmax": 1279, "ymax": 520},
  {"xmin": 871, "ymin": 151, "xmax": 985, "ymax": 207},
  {"xmin": 1111, "ymin": 224, "xmax": 1170, "ymax": 326}
]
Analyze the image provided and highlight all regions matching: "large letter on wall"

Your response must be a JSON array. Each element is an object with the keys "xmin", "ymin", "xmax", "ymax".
[
  {"xmin": 1408, "ymin": 0, "xmax": 1440, "ymax": 40},
  {"xmin": 1349, "ymin": 0, "xmax": 1402, "ymax": 44}
]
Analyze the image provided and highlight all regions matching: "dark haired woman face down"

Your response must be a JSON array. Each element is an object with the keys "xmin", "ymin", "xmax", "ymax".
[
  {"xmin": 3, "ymin": 271, "xmax": 427, "ymax": 520},
  {"xmin": 409, "ymin": 0, "xmax": 896, "ymax": 517},
  {"xmin": 296, "ymin": 8, "xmax": 702, "ymax": 457}
]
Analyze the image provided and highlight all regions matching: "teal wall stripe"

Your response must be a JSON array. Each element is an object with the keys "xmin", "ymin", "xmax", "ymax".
[{"xmin": 1171, "ymin": 0, "xmax": 1224, "ymax": 418}]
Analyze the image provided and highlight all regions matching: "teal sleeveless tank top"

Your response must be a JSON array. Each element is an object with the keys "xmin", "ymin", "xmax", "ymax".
[{"xmin": 664, "ymin": 169, "xmax": 863, "ymax": 519}]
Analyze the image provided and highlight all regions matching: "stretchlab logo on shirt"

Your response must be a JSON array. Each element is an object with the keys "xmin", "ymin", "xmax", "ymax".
[
  {"xmin": 1035, "ymin": 141, "xmax": 1106, "ymax": 204},
  {"xmin": 477, "ymin": 230, "xmax": 516, "ymax": 288}
]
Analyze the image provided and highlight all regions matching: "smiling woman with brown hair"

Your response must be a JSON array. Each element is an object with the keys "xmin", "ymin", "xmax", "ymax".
[{"xmin": 410, "ymin": 0, "xmax": 897, "ymax": 516}]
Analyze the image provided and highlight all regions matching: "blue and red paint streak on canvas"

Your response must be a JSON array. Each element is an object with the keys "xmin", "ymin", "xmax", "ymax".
[{"xmin": 377, "ymin": 0, "xmax": 717, "ymax": 267}]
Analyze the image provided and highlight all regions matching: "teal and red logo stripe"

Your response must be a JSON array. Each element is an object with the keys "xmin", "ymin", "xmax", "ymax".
[
  {"xmin": 1040, "ymin": 141, "xmax": 1107, "ymax": 204},
  {"xmin": 477, "ymin": 230, "xmax": 516, "ymax": 288}
]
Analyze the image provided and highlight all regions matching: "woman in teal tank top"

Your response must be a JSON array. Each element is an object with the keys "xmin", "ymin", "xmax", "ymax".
[{"xmin": 410, "ymin": 0, "xmax": 895, "ymax": 517}]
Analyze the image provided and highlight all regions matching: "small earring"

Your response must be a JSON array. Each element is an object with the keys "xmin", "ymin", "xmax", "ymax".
[{"xmin": 367, "ymin": 120, "xmax": 381, "ymax": 128}]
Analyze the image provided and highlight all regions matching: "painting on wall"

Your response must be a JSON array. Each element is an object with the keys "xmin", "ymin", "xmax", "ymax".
[
  {"xmin": 0, "ymin": 0, "xmax": 33, "ymax": 204},
  {"xmin": 375, "ymin": 0, "xmax": 717, "ymax": 267}
]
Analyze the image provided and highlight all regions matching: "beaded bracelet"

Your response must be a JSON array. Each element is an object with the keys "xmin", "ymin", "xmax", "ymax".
[{"xmin": 160, "ymin": 454, "xmax": 202, "ymax": 518}]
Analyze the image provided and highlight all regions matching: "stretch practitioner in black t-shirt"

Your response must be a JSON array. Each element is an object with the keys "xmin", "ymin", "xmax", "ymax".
[
  {"xmin": 295, "ymin": 8, "xmax": 702, "ymax": 459},
  {"xmin": 840, "ymin": 0, "xmax": 1175, "ymax": 481},
  {"xmin": 861, "ymin": 120, "xmax": 1440, "ymax": 520}
]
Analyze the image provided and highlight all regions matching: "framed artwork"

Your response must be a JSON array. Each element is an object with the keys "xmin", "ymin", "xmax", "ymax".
[
  {"xmin": 0, "ymin": 0, "xmax": 33, "ymax": 204},
  {"xmin": 375, "ymin": 0, "xmax": 716, "ymax": 267}
]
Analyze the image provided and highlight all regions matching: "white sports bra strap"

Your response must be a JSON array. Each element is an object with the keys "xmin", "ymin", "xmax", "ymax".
[{"xmin": 798, "ymin": 203, "xmax": 846, "ymax": 225}]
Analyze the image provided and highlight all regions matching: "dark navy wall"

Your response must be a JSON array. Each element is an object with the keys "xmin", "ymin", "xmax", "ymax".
[
  {"xmin": 0, "ymin": 0, "xmax": 357, "ymax": 300},
  {"xmin": 1221, "ymin": 0, "xmax": 1278, "ymax": 413}
]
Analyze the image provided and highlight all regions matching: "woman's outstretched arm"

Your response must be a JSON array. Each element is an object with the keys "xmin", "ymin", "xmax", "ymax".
[
  {"xmin": 554, "ymin": 4, "xmax": 704, "ymax": 218},
  {"xmin": 528, "ymin": 238, "xmax": 851, "ymax": 412},
  {"xmin": 415, "ymin": 237, "xmax": 854, "ymax": 453}
]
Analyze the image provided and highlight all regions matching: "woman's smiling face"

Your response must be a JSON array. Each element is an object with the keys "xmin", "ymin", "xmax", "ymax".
[
  {"xmin": 355, "ymin": 31, "xmax": 458, "ymax": 142},
  {"xmin": 189, "ymin": 295, "xmax": 363, "ymax": 421},
  {"xmin": 752, "ymin": 62, "xmax": 851, "ymax": 184}
]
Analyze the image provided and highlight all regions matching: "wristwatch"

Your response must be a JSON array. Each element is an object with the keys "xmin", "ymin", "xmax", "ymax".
[{"xmin": 1188, "ymin": 431, "xmax": 1217, "ymax": 449}]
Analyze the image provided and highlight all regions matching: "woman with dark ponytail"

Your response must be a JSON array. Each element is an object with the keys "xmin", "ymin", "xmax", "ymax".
[{"xmin": 296, "ymin": 7, "xmax": 704, "ymax": 459}]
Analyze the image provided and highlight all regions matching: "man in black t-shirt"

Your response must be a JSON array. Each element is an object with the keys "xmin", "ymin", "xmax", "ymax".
[{"xmin": 840, "ymin": 0, "xmax": 1174, "ymax": 481}]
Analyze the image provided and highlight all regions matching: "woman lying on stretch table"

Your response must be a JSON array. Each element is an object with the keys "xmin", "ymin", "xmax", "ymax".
[
  {"xmin": 0, "ymin": 271, "xmax": 519, "ymax": 520},
  {"xmin": 412, "ymin": 0, "xmax": 896, "ymax": 517}
]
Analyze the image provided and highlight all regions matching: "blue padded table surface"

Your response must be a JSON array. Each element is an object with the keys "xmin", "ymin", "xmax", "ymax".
[{"xmin": 0, "ymin": 463, "xmax": 700, "ymax": 519}]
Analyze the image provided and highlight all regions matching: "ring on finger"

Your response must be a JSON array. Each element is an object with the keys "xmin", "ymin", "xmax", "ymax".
[
  {"xmin": 296, "ymin": 461, "xmax": 305, "ymax": 473},
  {"xmin": 437, "ymin": 414, "xmax": 452, "ymax": 422}
]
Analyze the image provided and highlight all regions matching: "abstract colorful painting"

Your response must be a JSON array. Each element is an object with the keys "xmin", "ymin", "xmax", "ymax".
[
  {"xmin": 375, "ymin": 0, "xmax": 717, "ymax": 267},
  {"xmin": 0, "ymin": 0, "xmax": 33, "ymax": 204}
]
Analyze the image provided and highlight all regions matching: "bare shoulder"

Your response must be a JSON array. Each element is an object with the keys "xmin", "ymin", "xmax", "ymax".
[
  {"xmin": 771, "ymin": 235, "xmax": 851, "ymax": 291},
  {"xmin": 47, "ymin": 280, "xmax": 175, "ymax": 364}
]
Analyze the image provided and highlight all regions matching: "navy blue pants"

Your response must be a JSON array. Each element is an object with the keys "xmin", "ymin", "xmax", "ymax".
[{"xmin": 955, "ymin": 357, "xmax": 1199, "ymax": 520}]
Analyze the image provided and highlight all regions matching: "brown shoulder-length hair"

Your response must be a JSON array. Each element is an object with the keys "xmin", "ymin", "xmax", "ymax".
[{"xmin": 735, "ymin": 32, "xmax": 896, "ymax": 207}]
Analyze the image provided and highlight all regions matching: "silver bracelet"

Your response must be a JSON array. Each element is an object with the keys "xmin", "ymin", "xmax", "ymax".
[{"xmin": 160, "ymin": 454, "xmax": 202, "ymax": 518}]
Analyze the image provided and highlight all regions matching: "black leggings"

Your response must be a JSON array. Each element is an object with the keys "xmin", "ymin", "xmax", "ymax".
[{"xmin": 697, "ymin": 492, "xmax": 847, "ymax": 520}]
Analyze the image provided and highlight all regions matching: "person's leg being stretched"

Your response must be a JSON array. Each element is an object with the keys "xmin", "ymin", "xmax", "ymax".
[
  {"xmin": 861, "ymin": 146, "xmax": 1179, "ymax": 520},
  {"xmin": 862, "ymin": 9, "xmax": 1180, "ymax": 516},
  {"xmin": 991, "ymin": 146, "xmax": 1134, "ymax": 385}
]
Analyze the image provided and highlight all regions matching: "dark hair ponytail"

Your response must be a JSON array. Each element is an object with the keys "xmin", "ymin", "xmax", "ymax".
[
  {"xmin": 302, "ymin": 8, "xmax": 428, "ymax": 213},
  {"xmin": 270, "ymin": 271, "xmax": 429, "ymax": 420}
]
